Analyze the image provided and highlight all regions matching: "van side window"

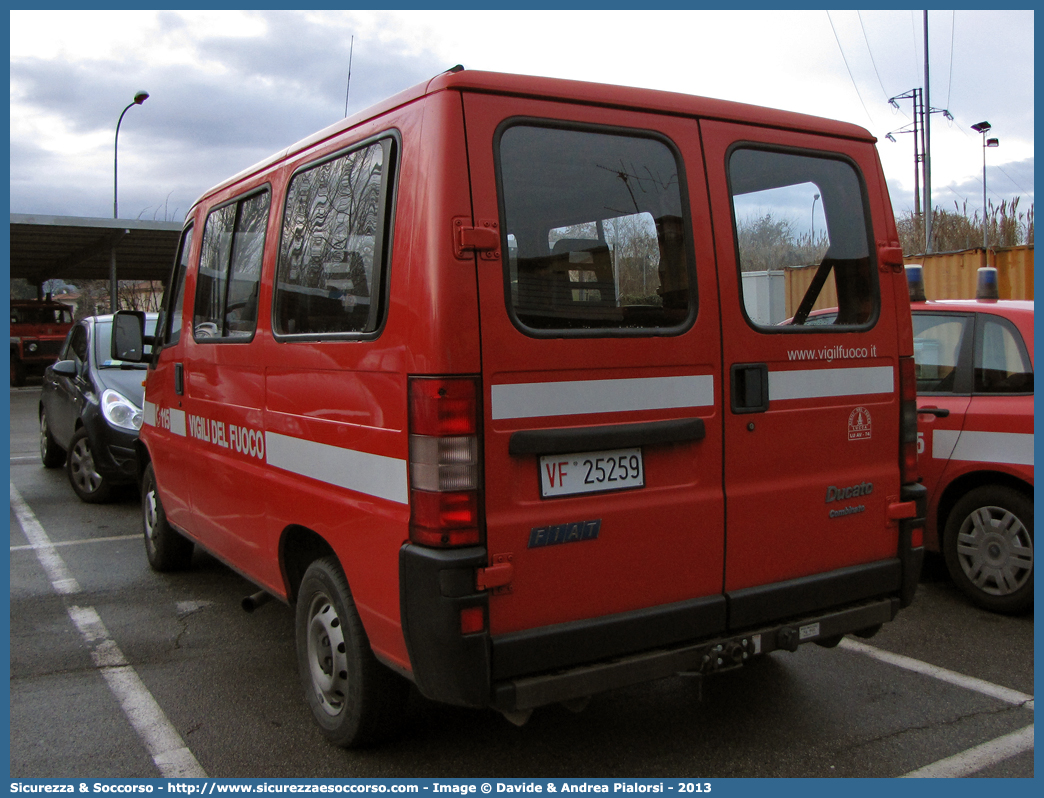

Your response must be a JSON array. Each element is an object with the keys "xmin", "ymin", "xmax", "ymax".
[
  {"xmin": 193, "ymin": 190, "xmax": 270, "ymax": 341},
  {"xmin": 497, "ymin": 124, "xmax": 694, "ymax": 334},
  {"xmin": 163, "ymin": 224, "xmax": 193, "ymax": 346},
  {"xmin": 728, "ymin": 148, "xmax": 877, "ymax": 329},
  {"xmin": 275, "ymin": 140, "xmax": 391, "ymax": 336}
]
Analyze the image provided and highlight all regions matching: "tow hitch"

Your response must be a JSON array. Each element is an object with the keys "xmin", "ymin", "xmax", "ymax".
[{"xmin": 700, "ymin": 637, "xmax": 759, "ymax": 672}]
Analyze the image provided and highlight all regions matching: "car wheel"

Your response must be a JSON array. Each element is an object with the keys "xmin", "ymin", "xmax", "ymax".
[
  {"xmin": 66, "ymin": 427, "xmax": 112, "ymax": 503},
  {"xmin": 142, "ymin": 463, "xmax": 194, "ymax": 572},
  {"xmin": 943, "ymin": 485, "xmax": 1033, "ymax": 614},
  {"xmin": 295, "ymin": 556, "xmax": 408, "ymax": 747},
  {"xmin": 39, "ymin": 411, "xmax": 66, "ymax": 468}
]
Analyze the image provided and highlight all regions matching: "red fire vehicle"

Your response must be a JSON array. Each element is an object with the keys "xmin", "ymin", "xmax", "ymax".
[
  {"xmin": 10, "ymin": 298, "xmax": 74, "ymax": 386},
  {"xmin": 909, "ymin": 267, "xmax": 1033, "ymax": 613},
  {"xmin": 113, "ymin": 68, "xmax": 925, "ymax": 746}
]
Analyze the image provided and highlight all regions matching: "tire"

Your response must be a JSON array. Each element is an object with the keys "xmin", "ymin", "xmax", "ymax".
[
  {"xmin": 943, "ymin": 485, "xmax": 1033, "ymax": 614},
  {"xmin": 295, "ymin": 556, "xmax": 408, "ymax": 747},
  {"xmin": 141, "ymin": 463, "xmax": 194, "ymax": 572},
  {"xmin": 66, "ymin": 427, "xmax": 112, "ymax": 503},
  {"xmin": 39, "ymin": 411, "xmax": 66, "ymax": 468}
]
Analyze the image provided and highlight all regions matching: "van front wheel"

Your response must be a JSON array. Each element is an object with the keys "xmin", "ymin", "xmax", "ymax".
[
  {"xmin": 295, "ymin": 557, "xmax": 408, "ymax": 747},
  {"xmin": 142, "ymin": 463, "xmax": 194, "ymax": 571}
]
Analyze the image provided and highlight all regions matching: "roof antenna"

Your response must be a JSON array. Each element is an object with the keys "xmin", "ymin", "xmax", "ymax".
[{"xmin": 344, "ymin": 35, "xmax": 354, "ymax": 118}]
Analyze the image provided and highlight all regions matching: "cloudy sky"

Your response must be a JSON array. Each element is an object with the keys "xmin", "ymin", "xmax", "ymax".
[{"xmin": 9, "ymin": 9, "xmax": 1034, "ymax": 228}]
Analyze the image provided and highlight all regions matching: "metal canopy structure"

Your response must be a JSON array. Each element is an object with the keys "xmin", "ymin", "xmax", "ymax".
[{"xmin": 9, "ymin": 214, "xmax": 182, "ymax": 289}]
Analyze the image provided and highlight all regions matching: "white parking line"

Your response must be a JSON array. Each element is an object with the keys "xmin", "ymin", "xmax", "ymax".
[
  {"xmin": 840, "ymin": 638, "xmax": 1034, "ymax": 777},
  {"xmin": 10, "ymin": 483, "xmax": 81, "ymax": 595},
  {"xmin": 902, "ymin": 725, "xmax": 1034, "ymax": 778},
  {"xmin": 840, "ymin": 638, "xmax": 1034, "ymax": 708},
  {"xmin": 9, "ymin": 482, "xmax": 207, "ymax": 778},
  {"xmin": 10, "ymin": 533, "xmax": 141, "ymax": 552}
]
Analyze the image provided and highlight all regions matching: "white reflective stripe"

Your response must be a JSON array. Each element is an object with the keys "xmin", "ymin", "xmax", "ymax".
[
  {"xmin": 169, "ymin": 408, "xmax": 186, "ymax": 437},
  {"xmin": 934, "ymin": 429, "xmax": 1034, "ymax": 467},
  {"xmin": 491, "ymin": 375, "xmax": 714, "ymax": 420},
  {"xmin": 769, "ymin": 365, "xmax": 894, "ymax": 401},
  {"xmin": 142, "ymin": 402, "xmax": 186, "ymax": 436},
  {"xmin": 265, "ymin": 431, "xmax": 408, "ymax": 504},
  {"xmin": 932, "ymin": 429, "xmax": 960, "ymax": 461}
]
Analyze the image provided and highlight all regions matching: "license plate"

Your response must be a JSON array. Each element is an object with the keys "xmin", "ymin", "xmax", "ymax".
[{"xmin": 539, "ymin": 448, "xmax": 644, "ymax": 498}]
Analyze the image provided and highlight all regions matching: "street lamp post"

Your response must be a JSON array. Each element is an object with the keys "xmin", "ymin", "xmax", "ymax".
[
  {"xmin": 971, "ymin": 121, "xmax": 1000, "ymax": 257},
  {"xmin": 111, "ymin": 90, "xmax": 149, "ymax": 311},
  {"xmin": 811, "ymin": 193, "xmax": 820, "ymax": 243}
]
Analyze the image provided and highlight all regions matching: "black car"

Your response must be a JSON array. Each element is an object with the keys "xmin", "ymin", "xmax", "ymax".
[{"xmin": 39, "ymin": 313, "xmax": 158, "ymax": 502}]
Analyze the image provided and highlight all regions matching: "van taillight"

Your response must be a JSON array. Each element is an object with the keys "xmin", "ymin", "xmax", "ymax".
[
  {"xmin": 408, "ymin": 377, "xmax": 482, "ymax": 547},
  {"xmin": 898, "ymin": 356, "xmax": 919, "ymax": 484}
]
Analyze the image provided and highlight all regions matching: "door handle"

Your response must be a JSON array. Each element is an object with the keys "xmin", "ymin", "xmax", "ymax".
[
  {"xmin": 917, "ymin": 407, "xmax": 950, "ymax": 418},
  {"xmin": 174, "ymin": 363, "xmax": 184, "ymax": 396},
  {"xmin": 730, "ymin": 363, "xmax": 769, "ymax": 414}
]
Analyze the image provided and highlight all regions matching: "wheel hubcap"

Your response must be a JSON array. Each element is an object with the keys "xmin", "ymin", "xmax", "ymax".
[
  {"xmin": 956, "ymin": 505, "xmax": 1033, "ymax": 597},
  {"xmin": 39, "ymin": 416, "xmax": 50, "ymax": 459},
  {"xmin": 305, "ymin": 593, "xmax": 348, "ymax": 717},
  {"xmin": 69, "ymin": 438, "xmax": 103, "ymax": 494}
]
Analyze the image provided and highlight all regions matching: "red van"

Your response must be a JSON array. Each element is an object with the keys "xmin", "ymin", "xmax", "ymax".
[{"xmin": 114, "ymin": 69, "xmax": 925, "ymax": 746}]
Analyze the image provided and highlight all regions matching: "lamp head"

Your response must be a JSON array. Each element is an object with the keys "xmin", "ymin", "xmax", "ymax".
[
  {"xmin": 971, "ymin": 121, "xmax": 991, "ymax": 134},
  {"xmin": 987, "ymin": 138, "xmax": 999, "ymax": 148},
  {"xmin": 133, "ymin": 90, "xmax": 149, "ymax": 105}
]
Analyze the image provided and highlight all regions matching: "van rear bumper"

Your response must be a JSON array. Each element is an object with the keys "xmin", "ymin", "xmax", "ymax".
[
  {"xmin": 399, "ymin": 544, "xmax": 905, "ymax": 711},
  {"xmin": 492, "ymin": 597, "xmax": 897, "ymax": 712}
]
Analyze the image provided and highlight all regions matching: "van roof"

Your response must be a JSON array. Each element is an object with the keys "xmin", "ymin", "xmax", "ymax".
[{"xmin": 193, "ymin": 68, "xmax": 876, "ymax": 213}]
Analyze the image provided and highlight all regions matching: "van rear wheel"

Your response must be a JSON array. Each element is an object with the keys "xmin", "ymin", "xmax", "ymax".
[{"xmin": 295, "ymin": 556, "xmax": 408, "ymax": 747}]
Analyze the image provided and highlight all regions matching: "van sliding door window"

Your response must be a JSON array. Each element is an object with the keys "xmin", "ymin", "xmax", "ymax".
[
  {"xmin": 497, "ymin": 123, "xmax": 694, "ymax": 335},
  {"xmin": 728, "ymin": 148, "xmax": 878, "ymax": 329},
  {"xmin": 193, "ymin": 190, "xmax": 270, "ymax": 341},
  {"xmin": 275, "ymin": 139, "xmax": 392, "ymax": 337}
]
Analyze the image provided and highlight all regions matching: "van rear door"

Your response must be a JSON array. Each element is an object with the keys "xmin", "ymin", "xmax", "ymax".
[
  {"xmin": 701, "ymin": 121, "xmax": 904, "ymax": 622},
  {"xmin": 462, "ymin": 92, "xmax": 725, "ymax": 670}
]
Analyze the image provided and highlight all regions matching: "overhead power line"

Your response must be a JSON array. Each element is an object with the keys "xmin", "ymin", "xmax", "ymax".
[
  {"xmin": 857, "ymin": 10, "xmax": 903, "ymax": 117},
  {"xmin": 826, "ymin": 10, "xmax": 876, "ymax": 128},
  {"xmin": 945, "ymin": 11, "xmax": 955, "ymax": 111}
]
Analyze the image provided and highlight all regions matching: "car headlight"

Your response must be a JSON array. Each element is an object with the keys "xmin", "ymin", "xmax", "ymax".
[{"xmin": 102, "ymin": 389, "xmax": 143, "ymax": 431}]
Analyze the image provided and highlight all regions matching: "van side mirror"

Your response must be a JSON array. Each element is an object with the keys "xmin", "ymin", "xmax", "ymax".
[{"xmin": 112, "ymin": 310, "xmax": 149, "ymax": 362}]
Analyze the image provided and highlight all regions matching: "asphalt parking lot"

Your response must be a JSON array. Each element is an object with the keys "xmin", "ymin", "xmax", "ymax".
[{"xmin": 8, "ymin": 385, "xmax": 1034, "ymax": 779}]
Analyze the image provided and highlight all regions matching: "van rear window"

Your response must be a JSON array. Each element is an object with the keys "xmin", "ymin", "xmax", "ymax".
[
  {"xmin": 497, "ymin": 124, "xmax": 694, "ymax": 335},
  {"xmin": 275, "ymin": 140, "xmax": 393, "ymax": 337},
  {"xmin": 728, "ymin": 147, "xmax": 878, "ymax": 329}
]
